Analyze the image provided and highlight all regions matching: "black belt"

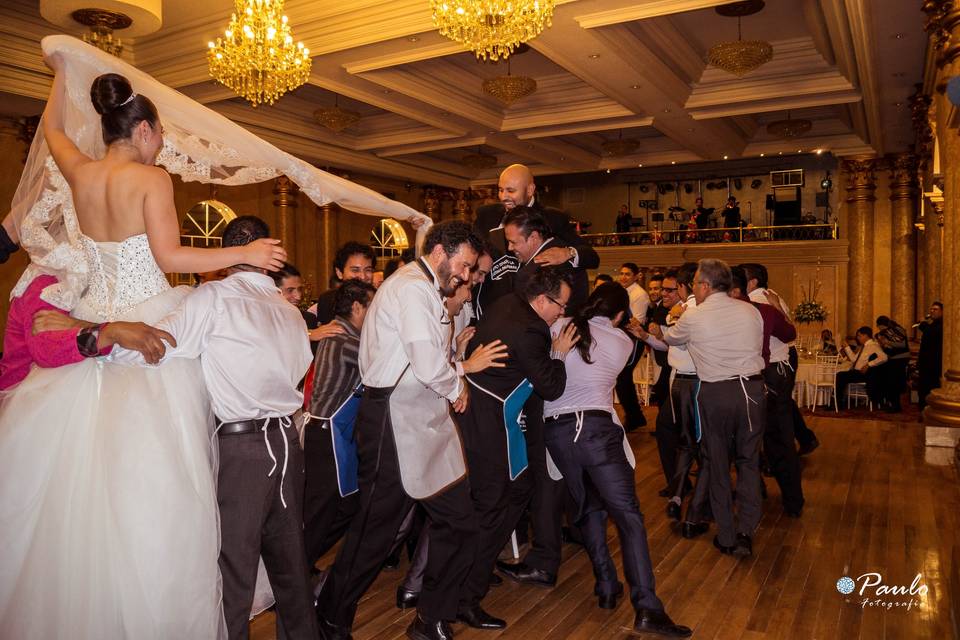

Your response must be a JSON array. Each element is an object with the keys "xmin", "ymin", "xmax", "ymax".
[
  {"xmin": 701, "ymin": 374, "xmax": 763, "ymax": 384},
  {"xmin": 216, "ymin": 415, "xmax": 292, "ymax": 436},
  {"xmin": 673, "ymin": 373, "xmax": 699, "ymax": 380},
  {"xmin": 545, "ymin": 409, "xmax": 610, "ymax": 423}
]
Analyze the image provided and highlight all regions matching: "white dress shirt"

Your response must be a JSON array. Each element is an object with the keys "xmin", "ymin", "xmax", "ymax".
[
  {"xmin": 665, "ymin": 295, "xmax": 697, "ymax": 374},
  {"xmin": 111, "ymin": 271, "xmax": 312, "ymax": 421},
  {"xmin": 661, "ymin": 291, "xmax": 765, "ymax": 382},
  {"xmin": 844, "ymin": 339, "xmax": 888, "ymax": 369},
  {"xmin": 359, "ymin": 258, "xmax": 462, "ymax": 402},
  {"xmin": 625, "ymin": 282, "xmax": 650, "ymax": 323},
  {"xmin": 748, "ymin": 286, "xmax": 794, "ymax": 358}
]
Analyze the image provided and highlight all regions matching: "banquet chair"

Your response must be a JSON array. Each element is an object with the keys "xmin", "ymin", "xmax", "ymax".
[
  {"xmin": 808, "ymin": 354, "xmax": 841, "ymax": 412},
  {"xmin": 847, "ymin": 382, "xmax": 873, "ymax": 411},
  {"xmin": 633, "ymin": 348, "xmax": 657, "ymax": 407}
]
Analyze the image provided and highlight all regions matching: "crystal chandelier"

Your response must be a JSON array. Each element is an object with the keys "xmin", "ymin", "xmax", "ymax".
[
  {"xmin": 72, "ymin": 9, "xmax": 131, "ymax": 57},
  {"xmin": 313, "ymin": 95, "xmax": 361, "ymax": 133},
  {"xmin": 766, "ymin": 110, "xmax": 813, "ymax": 139},
  {"xmin": 601, "ymin": 130, "xmax": 640, "ymax": 157},
  {"xmin": 462, "ymin": 147, "xmax": 498, "ymax": 170},
  {"xmin": 482, "ymin": 60, "xmax": 537, "ymax": 105},
  {"xmin": 431, "ymin": 0, "xmax": 556, "ymax": 61},
  {"xmin": 707, "ymin": 1, "xmax": 773, "ymax": 77},
  {"xmin": 207, "ymin": 0, "xmax": 312, "ymax": 107}
]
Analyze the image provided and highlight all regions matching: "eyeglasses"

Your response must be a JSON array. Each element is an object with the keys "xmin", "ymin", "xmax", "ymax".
[
  {"xmin": 661, "ymin": 286, "xmax": 678, "ymax": 293},
  {"xmin": 545, "ymin": 295, "xmax": 567, "ymax": 312}
]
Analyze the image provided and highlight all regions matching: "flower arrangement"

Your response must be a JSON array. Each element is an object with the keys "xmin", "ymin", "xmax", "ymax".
[{"xmin": 793, "ymin": 268, "xmax": 828, "ymax": 324}]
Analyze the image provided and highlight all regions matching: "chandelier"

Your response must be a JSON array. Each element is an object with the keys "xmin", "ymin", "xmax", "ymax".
[
  {"xmin": 207, "ymin": 0, "xmax": 312, "ymax": 107},
  {"xmin": 707, "ymin": 1, "xmax": 772, "ymax": 77},
  {"xmin": 601, "ymin": 130, "xmax": 640, "ymax": 157},
  {"xmin": 462, "ymin": 147, "xmax": 498, "ymax": 170},
  {"xmin": 431, "ymin": 0, "xmax": 556, "ymax": 61},
  {"xmin": 482, "ymin": 60, "xmax": 537, "ymax": 105},
  {"xmin": 313, "ymin": 95, "xmax": 361, "ymax": 133},
  {"xmin": 766, "ymin": 111, "xmax": 813, "ymax": 138},
  {"xmin": 72, "ymin": 9, "xmax": 131, "ymax": 57}
]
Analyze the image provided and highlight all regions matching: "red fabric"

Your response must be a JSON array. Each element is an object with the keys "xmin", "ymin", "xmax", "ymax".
[{"xmin": 302, "ymin": 362, "xmax": 316, "ymax": 411}]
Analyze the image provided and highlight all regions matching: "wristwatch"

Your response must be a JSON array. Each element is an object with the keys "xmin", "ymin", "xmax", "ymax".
[{"xmin": 77, "ymin": 323, "xmax": 106, "ymax": 357}]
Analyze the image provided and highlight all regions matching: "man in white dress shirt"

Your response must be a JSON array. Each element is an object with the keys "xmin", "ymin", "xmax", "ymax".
[
  {"xmin": 660, "ymin": 259, "xmax": 766, "ymax": 558},
  {"xmin": 112, "ymin": 216, "xmax": 316, "ymax": 639},
  {"xmin": 316, "ymin": 220, "xmax": 484, "ymax": 640},
  {"xmin": 836, "ymin": 326, "xmax": 888, "ymax": 406},
  {"xmin": 616, "ymin": 262, "xmax": 650, "ymax": 431}
]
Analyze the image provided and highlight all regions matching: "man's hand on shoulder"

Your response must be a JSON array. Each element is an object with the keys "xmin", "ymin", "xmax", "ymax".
[{"xmin": 533, "ymin": 246, "xmax": 575, "ymax": 266}]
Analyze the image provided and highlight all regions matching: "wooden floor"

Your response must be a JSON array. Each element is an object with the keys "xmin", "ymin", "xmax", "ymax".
[{"xmin": 251, "ymin": 412, "xmax": 960, "ymax": 640}]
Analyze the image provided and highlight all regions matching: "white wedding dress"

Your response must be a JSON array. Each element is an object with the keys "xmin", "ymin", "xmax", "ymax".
[{"xmin": 0, "ymin": 234, "xmax": 226, "ymax": 639}]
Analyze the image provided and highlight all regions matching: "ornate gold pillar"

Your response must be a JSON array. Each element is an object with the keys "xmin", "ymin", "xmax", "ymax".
[
  {"xmin": 273, "ymin": 175, "xmax": 298, "ymax": 265},
  {"xmin": 889, "ymin": 153, "xmax": 919, "ymax": 325},
  {"xmin": 925, "ymin": 198, "xmax": 944, "ymax": 309},
  {"xmin": 453, "ymin": 190, "xmax": 470, "ymax": 222},
  {"xmin": 921, "ymin": 0, "xmax": 960, "ymax": 428},
  {"xmin": 318, "ymin": 203, "xmax": 334, "ymax": 290},
  {"xmin": 842, "ymin": 157, "xmax": 878, "ymax": 334},
  {"xmin": 423, "ymin": 187, "xmax": 439, "ymax": 221}
]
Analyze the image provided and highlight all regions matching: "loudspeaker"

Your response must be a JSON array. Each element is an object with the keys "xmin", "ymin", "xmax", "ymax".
[
  {"xmin": 815, "ymin": 192, "xmax": 830, "ymax": 208},
  {"xmin": 765, "ymin": 194, "xmax": 776, "ymax": 210}
]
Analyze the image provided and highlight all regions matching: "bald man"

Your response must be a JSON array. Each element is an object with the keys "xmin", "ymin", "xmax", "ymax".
[{"xmin": 473, "ymin": 164, "xmax": 599, "ymax": 319}]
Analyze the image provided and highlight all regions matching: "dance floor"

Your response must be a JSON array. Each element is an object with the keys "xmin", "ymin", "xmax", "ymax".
[{"xmin": 251, "ymin": 410, "xmax": 960, "ymax": 639}]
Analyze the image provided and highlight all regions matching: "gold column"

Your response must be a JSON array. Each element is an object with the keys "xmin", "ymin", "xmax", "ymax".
[
  {"xmin": 888, "ymin": 153, "xmax": 919, "ymax": 325},
  {"xmin": 318, "ymin": 203, "xmax": 334, "ymax": 290},
  {"xmin": 273, "ymin": 175, "xmax": 298, "ymax": 265},
  {"xmin": 423, "ymin": 187, "xmax": 439, "ymax": 221},
  {"xmin": 453, "ymin": 190, "xmax": 470, "ymax": 222},
  {"xmin": 842, "ymin": 157, "xmax": 878, "ymax": 334},
  {"xmin": 921, "ymin": 0, "xmax": 960, "ymax": 427},
  {"xmin": 926, "ymin": 198, "xmax": 944, "ymax": 308}
]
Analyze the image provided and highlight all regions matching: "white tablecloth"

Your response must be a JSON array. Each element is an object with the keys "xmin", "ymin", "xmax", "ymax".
[{"xmin": 794, "ymin": 358, "xmax": 851, "ymax": 407}]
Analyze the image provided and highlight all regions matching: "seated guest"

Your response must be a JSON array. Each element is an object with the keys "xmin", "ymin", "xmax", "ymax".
[
  {"xmin": 819, "ymin": 329, "xmax": 839, "ymax": 355},
  {"xmin": 836, "ymin": 327, "xmax": 888, "ymax": 406},
  {"xmin": 875, "ymin": 315, "xmax": 909, "ymax": 412}
]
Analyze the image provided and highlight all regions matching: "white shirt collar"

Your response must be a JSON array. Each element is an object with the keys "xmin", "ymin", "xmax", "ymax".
[{"xmin": 526, "ymin": 236, "xmax": 556, "ymax": 265}]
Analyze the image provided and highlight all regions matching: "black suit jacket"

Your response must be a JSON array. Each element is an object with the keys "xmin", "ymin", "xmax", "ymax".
[{"xmin": 513, "ymin": 237, "xmax": 587, "ymax": 312}]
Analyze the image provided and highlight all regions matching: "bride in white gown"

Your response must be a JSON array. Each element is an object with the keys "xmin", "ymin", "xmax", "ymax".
[{"xmin": 0, "ymin": 60, "xmax": 286, "ymax": 638}]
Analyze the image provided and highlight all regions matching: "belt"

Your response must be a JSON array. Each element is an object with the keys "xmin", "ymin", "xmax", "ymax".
[
  {"xmin": 701, "ymin": 374, "xmax": 763, "ymax": 384},
  {"xmin": 674, "ymin": 372, "xmax": 699, "ymax": 380},
  {"xmin": 216, "ymin": 415, "xmax": 290, "ymax": 436},
  {"xmin": 545, "ymin": 409, "xmax": 609, "ymax": 423}
]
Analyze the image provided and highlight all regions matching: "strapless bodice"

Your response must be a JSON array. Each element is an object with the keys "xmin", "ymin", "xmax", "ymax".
[{"xmin": 74, "ymin": 233, "xmax": 171, "ymax": 322}]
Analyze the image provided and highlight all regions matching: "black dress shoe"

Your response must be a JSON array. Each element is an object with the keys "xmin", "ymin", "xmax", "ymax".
[
  {"xmin": 680, "ymin": 522, "xmax": 708, "ymax": 539},
  {"xmin": 633, "ymin": 608, "xmax": 692, "ymax": 638},
  {"xmin": 495, "ymin": 560, "xmax": 557, "ymax": 587},
  {"xmin": 658, "ymin": 487, "xmax": 670, "ymax": 498},
  {"xmin": 666, "ymin": 501, "xmax": 682, "ymax": 521},
  {"xmin": 786, "ymin": 507, "xmax": 803, "ymax": 518},
  {"xmin": 798, "ymin": 437, "xmax": 820, "ymax": 456},
  {"xmin": 712, "ymin": 535, "xmax": 736, "ymax": 556},
  {"xmin": 396, "ymin": 586, "xmax": 419, "ymax": 610},
  {"xmin": 596, "ymin": 582, "xmax": 623, "ymax": 610},
  {"xmin": 407, "ymin": 615, "xmax": 454, "ymax": 640},
  {"xmin": 456, "ymin": 604, "xmax": 507, "ymax": 629},
  {"xmin": 317, "ymin": 612, "xmax": 353, "ymax": 640},
  {"xmin": 734, "ymin": 534, "xmax": 752, "ymax": 557},
  {"xmin": 383, "ymin": 547, "xmax": 402, "ymax": 570},
  {"xmin": 489, "ymin": 572, "xmax": 503, "ymax": 587}
]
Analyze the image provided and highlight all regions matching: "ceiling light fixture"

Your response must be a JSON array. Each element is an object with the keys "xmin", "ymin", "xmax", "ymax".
[
  {"xmin": 72, "ymin": 9, "xmax": 130, "ymax": 57},
  {"xmin": 766, "ymin": 109, "xmax": 813, "ymax": 138},
  {"xmin": 707, "ymin": 1, "xmax": 773, "ymax": 77},
  {"xmin": 207, "ymin": 0, "xmax": 311, "ymax": 106},
  {"xmin": 482, "ymin": 58, "xmax": 537, "ymax": 105},
  {"xmin": 601, "ymin": 129, "xmax": 640, "ymax": 157},
  {"xmin": 313, "ymin": 94, "xmax": 361, "ymax": 132},
  {"xmin": 431, "ymin": 0, "xmax": 555, "ymax": 61},
  {"xmin": 461, "ymin": 145, "xmax": 498, "ymax": 170}
]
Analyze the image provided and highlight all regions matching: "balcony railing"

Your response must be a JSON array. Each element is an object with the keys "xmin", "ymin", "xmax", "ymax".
[{"xmin": 581, "ymin": 223, "xmax": 838, "ymax": 247}]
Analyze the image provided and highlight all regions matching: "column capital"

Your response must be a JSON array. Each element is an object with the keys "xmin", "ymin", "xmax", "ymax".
[
  {"xmin": 273, "ymin": 175, "xmax": 299, "ymax": 208},
  {"xmin": 888, "ymin": 152, "xmax": 920, "ymax": 200},
  {"xmin": 841, "ymin": 156, "xmax": 879, "ymax": 203},
  {"xmin": 923, "ymin": 0, "xmax": 960, "ymax": 67},
  {"xmin": 909, "ymin": 84, "xmax": 934, "ymax": 165}
]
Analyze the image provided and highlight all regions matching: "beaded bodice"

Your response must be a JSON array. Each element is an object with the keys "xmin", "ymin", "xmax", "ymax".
[{"xmin": 77, "ymin": 234, "xmax": 170, "ymax": 321}]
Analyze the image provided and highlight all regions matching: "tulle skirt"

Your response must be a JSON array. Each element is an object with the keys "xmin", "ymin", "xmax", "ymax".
[{"xmin": 0, "ymin": 287, "xmax": 225, "ymax": 639}]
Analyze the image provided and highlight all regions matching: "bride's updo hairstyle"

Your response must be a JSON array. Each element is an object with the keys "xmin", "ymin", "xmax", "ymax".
[{"xmin": 90, "ymin": 73, "xmax": 159, "ymax": 145}]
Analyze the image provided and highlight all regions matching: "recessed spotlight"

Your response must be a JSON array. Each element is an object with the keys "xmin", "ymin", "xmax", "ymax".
[
  {"xmin": 382, "ymin": 89, "xmax": 392, "ymax": 94},
  {"xmin": 631, "ymin": 84, "xmax": 641, "ymax": 89},
  {"xmin": 408, "ymin": 36, "xmax": 420, "ymax": 42},
  {"xmin": 760, "ymin": 153, "xmax": 765, "ymax": 157},
  {"xmin": 671, "ymin": 161, "xmax": 676, "ymax": 165},
  {"xmin": 778, "ymin": 151, "xmax": 783, "ymax": 155},
  {"xmin": 816, "ymin": 149, "xmax": 824, "ymax": 155},
  {"xmin": 797, "ymin": 149, "xmax": 802, "ymax": 153},
  {"xmin": 606, "ymin": 169, "xmax": 611, "ymax": 174},
  {"xmin": 894, "ymin": 102, "xmax": 903, "ymax": 107},
  {"xmin": 487, "ymin": 130, "xmax": 495, "ymax": 134},
  {"xmin": 638, "ymin": 163, "xmax": 643, "ymax": 167},
  {"xmin": 723, "ymin": 155, "xmax": 728, "ymax": 160},
  {"xmin": 662, "ymin": 108, "xmax": 671, "ymax": 113},
  {"xmin": 894, "ymin": 33, "xmax": 904, "ymax": 39},
  {"xmin": 588, "ymin": 53, "xmax": 601, "ymax": 59}
]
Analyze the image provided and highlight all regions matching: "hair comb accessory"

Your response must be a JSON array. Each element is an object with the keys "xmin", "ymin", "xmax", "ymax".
[{"xmin": 118, "ymin": 92, "xmax": 136, "ymax": 108}]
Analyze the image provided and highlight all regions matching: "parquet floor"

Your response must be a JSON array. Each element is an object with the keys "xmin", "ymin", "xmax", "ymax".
[{"xmin": 251, "ymin": 411, "xmax": 960, "ymax": 639}]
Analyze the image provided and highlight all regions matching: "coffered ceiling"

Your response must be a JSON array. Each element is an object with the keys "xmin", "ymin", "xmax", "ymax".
[{"xmin": 0, "ymin": 0, "xmax": 927, "ymax": 189}]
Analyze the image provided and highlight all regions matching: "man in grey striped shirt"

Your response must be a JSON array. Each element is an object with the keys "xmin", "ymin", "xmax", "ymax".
[{"xmin": 303, "ymin": 278, "xmax": 377, "ymax": 570}]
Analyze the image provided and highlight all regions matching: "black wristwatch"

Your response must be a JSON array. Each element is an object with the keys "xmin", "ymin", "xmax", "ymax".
[{"xmin": 77, "ymin": 323, "xmax": 106, "ymax": 357}]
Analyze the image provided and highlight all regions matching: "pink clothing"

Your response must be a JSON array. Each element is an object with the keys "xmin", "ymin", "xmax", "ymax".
[{"xmin": 0, "ymin": 275, "xmax": 108, "ymax": 390}]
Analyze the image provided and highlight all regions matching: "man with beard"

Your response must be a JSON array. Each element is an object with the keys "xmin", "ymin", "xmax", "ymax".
[
  {"xmin": 315, "ymin": 221, "xmax": 487, "ymax": 640},
  {"xmin": 473, "ymin": 164, "xmax": 599, "ymax": 317}
]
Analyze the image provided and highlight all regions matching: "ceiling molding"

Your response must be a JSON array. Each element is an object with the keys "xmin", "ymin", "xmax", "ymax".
[
  {"xmin": 575, "ymin": 0, "xmax": 728, "ymax": 29},
  {"xmin": 515, "ymin": 116, "xmax": 655, "ymax": 139}
]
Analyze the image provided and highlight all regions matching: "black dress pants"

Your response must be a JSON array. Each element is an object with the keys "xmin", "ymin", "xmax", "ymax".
[
  {"xmin": 217, "ymin": 421, "xmax": 318, "ymax": 640},
  {"xmin": 615, "ymin": 339, "xmax": 647, "ymax": 429},
  {"xmin": 654, "ymin": 391, "xmax": 682, "ymax": 490},
  {"xmin": 302, "ymin": 423, "xmax": 360, "ymax": 567},
  {"xmin": 316, "ymin": 388, "xmax": 477, "ymax": 628},
  {"xmin": 697, "ymin": 378, "xmax": 766, "ymax": 547},
  {"xmin": 762, "ymin": 362, "xmax": 804, "ymax": 513},
  {"xmin": 544, "ymin": 412, "xmax": 663, "ymax": 612}
]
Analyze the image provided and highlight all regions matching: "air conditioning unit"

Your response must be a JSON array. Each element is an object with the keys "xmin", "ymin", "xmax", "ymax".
[{"xmin": 770, "ymin": 169, "xmax": 804, "ymax": 187}]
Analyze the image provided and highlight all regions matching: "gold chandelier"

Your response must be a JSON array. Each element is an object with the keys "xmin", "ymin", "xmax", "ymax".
[
  {"xmin": 601, "ymin": 130, "xmax": 640, "ymax": 157},
  {"xmin": 707, "ymin": 2, "xmax": 773, "ymax": 77},
  {"xmin": 766, "ymin": 111, "xmax": 812, "ymax": 139},
  {"xmin": 207, "ymin": 0, "xmax": 311, "ymax": 107},
  {"xmin": 72, "ymin": 9, "xmax": 130, "ymax": 57},
  {"xmin": 431, "ymin": 0, "xmax": 556, "ymax": 61},
  {"xmin": 462, "ymin": 147, "xmax": 498, "ymax": 170},
  {"xmin": 482, "ymin": 60, "xmax": 537, "ymax": 105},
  {"xmin": 313, "ymin": 95, "xmax": 361, "ymax": 133}
]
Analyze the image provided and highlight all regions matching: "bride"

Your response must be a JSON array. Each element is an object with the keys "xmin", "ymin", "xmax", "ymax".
[{"xmin": 0, "ymin": 58, "xmax": 284, "ymax": 637}]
